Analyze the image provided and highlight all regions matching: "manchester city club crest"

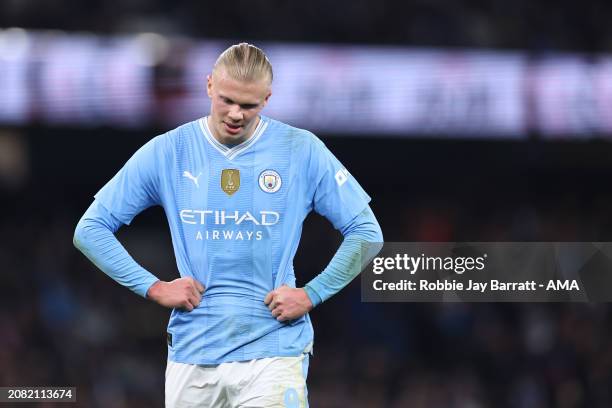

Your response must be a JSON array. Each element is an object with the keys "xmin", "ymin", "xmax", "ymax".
[
  {"xmin": 258, "ymin": 169, "xmax": 282, "ymax": 193},
  {"xmin": 221, "ymin": 169, "xmax": 240, "ymax": 195}
]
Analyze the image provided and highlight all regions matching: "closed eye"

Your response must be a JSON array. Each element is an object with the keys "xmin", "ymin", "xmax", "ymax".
[{"xmin": 220, "ymin": 96, "xmax": 258, "ymax": 110}]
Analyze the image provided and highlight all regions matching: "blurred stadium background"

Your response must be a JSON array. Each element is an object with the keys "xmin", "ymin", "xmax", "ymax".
[{"xmin": 2, "ymin": 0, "xmax": 612, "ymax": 407}]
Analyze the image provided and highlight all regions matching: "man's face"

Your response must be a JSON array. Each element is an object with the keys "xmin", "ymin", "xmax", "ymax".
[{"xmin": 207, "ymin": 67, "xmax": 271, "ymax": 145}]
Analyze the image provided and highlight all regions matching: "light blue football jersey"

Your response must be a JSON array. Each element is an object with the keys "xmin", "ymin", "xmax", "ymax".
[{"xmin": 94, "ymin": 115, "xmax": 371, "ymax": 364}]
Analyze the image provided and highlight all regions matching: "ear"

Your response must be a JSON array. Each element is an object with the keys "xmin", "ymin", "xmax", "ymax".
[
  {"xmin": 262, "ymin": 90, "xmax": 272, "ymax": 106},
  {"xmin": 206, "ymin": 74, "xmax": 213, "ymax": 98}
]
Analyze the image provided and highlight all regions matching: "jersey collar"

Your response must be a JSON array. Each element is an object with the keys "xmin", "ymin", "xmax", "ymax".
[{"xmin": 199, "ymin": 116, "xmax": 268, "ymax": 161}]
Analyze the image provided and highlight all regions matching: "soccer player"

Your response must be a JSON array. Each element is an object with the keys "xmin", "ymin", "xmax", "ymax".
[{"xmin": 74, "ymin": 43, "xmax": 383, "ymax": 407}]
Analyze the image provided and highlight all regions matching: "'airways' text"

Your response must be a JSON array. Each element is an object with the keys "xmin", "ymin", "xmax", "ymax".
[{"xmin": 194, "ymin": 229, "xmax": 264, "ymax": 241}]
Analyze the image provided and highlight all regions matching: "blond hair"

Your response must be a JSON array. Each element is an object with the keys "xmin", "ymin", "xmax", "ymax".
[{"xmin": 213, "ymin": 43, "xmax": 273, "ymax": 84}]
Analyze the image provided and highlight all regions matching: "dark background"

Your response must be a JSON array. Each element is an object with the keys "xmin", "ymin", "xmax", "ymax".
[{"xmin": 2, "ymin": 1, "xmax": 612, "ymax": 407}]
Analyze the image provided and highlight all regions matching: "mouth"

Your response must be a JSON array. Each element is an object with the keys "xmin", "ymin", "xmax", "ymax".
[{"xmin": 224, "ymin": 122, "xmax": 242, "ymax": 135}]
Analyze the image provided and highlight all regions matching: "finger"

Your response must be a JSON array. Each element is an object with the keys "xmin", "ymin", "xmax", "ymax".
[
  {"xmin": 186, "ymin": 277, "xmax": 197, "ymax": 291},
  {"xmin": 269, "ymin": 291, "xmax": 283, "ymax": 308},
  {"xmin": 190, "ymin": 285, "xmax": 201, "ymax": 301},
  {"xmin": 194, "ymin": 280, "xmax": 205, "ymax": 294},
  {"xmin": 264, "ymin": 291, "xmax": 274, "ymax": 305},
  {"xmin": 189, "ymin": 293, "xmax": 200, "ymax": 308},
  {"xmin": 186, "ymin": 277, "xmax": 200, "ymax": 292},
  {"xmin": 182, "ymin": 299, "xmax": 194, "ymax": 312},
  {"xmin": 276, "ymin": 314, "xmax": 287, "ymax": 322},
  {"xmin": 268, "ymin": 300, "xmax": 278, "ymax": 311},
  {"xmin": 271, "ymin": 308, "xmax": 282, "ymax": 318}
]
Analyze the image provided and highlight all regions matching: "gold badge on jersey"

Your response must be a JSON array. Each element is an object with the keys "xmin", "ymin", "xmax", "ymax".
[{"xmin": 221, "ymin": 169, "xmax": 240, "ymax": 196}]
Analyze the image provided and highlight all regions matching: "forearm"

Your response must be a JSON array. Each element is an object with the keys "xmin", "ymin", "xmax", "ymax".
[
  {"xmin": 304, "ymin": 206, "xmax": 383, "ymax": 306},
  {"xmin": 73, "ymin": 200, "xmax": 159, "ymax": 298}
]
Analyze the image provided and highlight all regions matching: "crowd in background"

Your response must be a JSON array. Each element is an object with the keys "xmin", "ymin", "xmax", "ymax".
[{"xmin": 1, "ymin": 0, "xmax": 612, "ymax": 52}]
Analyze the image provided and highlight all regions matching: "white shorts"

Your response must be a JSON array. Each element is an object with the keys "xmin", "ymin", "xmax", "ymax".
[{"xmin": 165, "ymin": 354, "xmax": 309, "ymax": 408}]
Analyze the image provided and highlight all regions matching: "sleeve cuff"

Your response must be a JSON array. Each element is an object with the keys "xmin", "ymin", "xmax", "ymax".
[
  {"xmin": 304, "ymin": 285, "xmax": 323, "ymax": 307},
  {"xmin": 138, "ymin": 276, "xmax": 161, "ymax": 299}
]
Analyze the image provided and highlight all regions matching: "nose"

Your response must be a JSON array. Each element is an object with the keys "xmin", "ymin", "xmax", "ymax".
[{"xmin": 228, "ymin": 106, "xmax": 243, "ymax": 122}]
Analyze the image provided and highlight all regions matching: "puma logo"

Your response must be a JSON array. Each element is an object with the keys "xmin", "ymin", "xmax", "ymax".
[{"xmin": 183, "ymin": 171, "xmax": 202, "ymax": 188}]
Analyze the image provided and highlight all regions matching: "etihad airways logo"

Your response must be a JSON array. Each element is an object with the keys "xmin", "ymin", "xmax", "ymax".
[{"xmin": 179, "ymin": 209, "xmax": 280, "ymax": 226}]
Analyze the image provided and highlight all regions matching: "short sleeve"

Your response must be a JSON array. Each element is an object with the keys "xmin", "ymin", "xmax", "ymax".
[
  {"xmin": 94, "ymin": 136, "xmax": 164, "ymax": 225},
  {"xmin": 309, "ymin": 137, "xmax": 371, "ymax": 231}
]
